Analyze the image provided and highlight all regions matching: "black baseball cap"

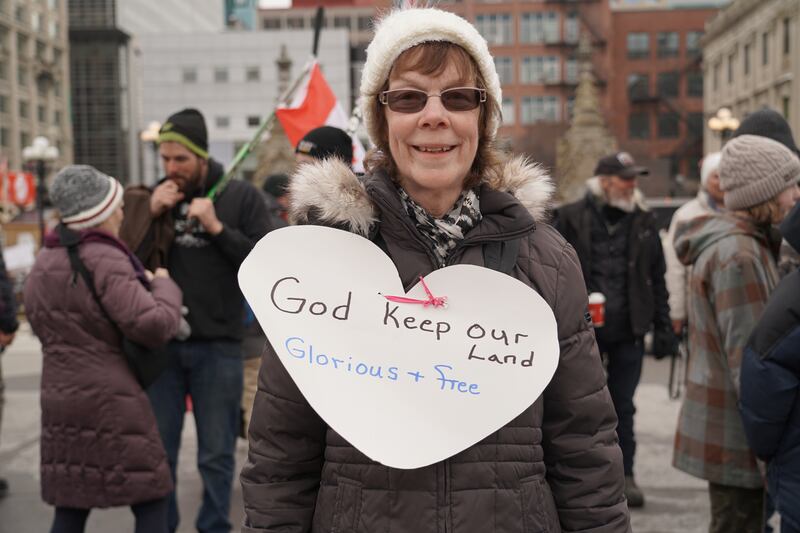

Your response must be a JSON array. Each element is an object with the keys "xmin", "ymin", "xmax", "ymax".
[{"xmin": 594, "ymin": 152, "xmax": 649, "ymax": 180}]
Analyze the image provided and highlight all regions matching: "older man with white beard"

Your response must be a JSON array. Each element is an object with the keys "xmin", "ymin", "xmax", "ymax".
[{"xmin": 555, "ymin": 152, "xmax": 674, "ymax": 509}]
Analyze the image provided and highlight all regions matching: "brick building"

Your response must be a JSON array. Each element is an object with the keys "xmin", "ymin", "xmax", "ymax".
[{"xmin": 607, "ymin": 2, "xmax": 722, "ymax": 195}]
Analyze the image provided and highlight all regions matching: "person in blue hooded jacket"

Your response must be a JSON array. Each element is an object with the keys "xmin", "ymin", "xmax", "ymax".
[{"xmin": 740, "ymin": 200, "xmax": 800, "ymax": 533}]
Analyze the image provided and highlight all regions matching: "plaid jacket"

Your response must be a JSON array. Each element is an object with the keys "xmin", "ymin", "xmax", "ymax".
[{"xmin": 672, "ymin": 213, "xmax": 781, "ymax": 488}]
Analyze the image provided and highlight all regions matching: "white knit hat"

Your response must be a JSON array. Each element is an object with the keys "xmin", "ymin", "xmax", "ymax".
[
  {"xmin": 700, "ymin": 152, "xmax": 722, "ymax": 188},
  {"xmin": 359, "ymin": 8, "xmax": 502, "ymax": 145}
]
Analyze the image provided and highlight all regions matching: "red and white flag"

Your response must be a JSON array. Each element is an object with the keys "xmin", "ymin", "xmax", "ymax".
[{"xmin": 276, "ymin": 62, "xmax": 366, "ymax": 173}]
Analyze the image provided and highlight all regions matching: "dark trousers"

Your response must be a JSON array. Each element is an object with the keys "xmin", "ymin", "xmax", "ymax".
[
  {"xmin": 50, "ymin": 497, "xmax": 169, "ymax": 533},
  {"xmin": 147, "ymin": 340, "xmax": 243, "ymax": 533},
  {"xmin": 708, "ymin": 482, "xmax": 763, "ymax": 533},
  {"xmin": 597, "ymin": 337, "xmax": 643, "ymax": 477}
]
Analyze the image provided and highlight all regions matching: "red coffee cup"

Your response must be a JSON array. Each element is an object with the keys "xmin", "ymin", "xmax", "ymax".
[{"xmin": 588, "ymin": 292, "xmax": 606, "ymax": 328}]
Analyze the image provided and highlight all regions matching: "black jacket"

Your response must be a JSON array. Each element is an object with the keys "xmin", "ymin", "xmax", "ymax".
[
  {"xmin": 124, "ymin": 159, "xmax": 271, "ymax": 341},
  {"xmin": 555, "ymin": 188, "xmax": 671, "ymax": 345},
  {"xmin": 0, "ymin": 244, "xmax": 18, "ymax": 334}
]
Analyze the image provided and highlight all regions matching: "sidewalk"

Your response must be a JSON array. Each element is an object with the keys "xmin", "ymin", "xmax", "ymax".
[{"xmin": 0, "ymin": 326, "xmax": 709, "ymax": 532}]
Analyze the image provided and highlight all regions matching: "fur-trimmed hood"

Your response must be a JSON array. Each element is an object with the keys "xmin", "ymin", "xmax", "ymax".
[{"xmin": 289, "ymin": 156, "xmax": 555, "ymax": 237}]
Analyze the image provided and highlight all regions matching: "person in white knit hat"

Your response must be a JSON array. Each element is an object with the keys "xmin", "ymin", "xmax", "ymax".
[
  {"xmin": 240, "ymin": 7, "xmax": 630, "ymax": 533},
  {"xmin": 662, "ymin": 151, "xmax": 725, "ymax": 337},
  {"xmin": 672, "ymin": 134, "xmax": 800, "ymax": 533}
]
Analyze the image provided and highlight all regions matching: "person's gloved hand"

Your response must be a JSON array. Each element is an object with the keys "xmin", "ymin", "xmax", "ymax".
[{"xmin": 652, "ymin": 326, "xmax": 679, "ymax": 359}]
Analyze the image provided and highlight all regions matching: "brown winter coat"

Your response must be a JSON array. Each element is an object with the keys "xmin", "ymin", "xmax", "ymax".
[
  {"xmin": 23, "ymin": 236, "xmax": 183, "ymax": 508},
  {"xmin": 240, "ymin": 158, "xmax": 631, "ymax": 533}
]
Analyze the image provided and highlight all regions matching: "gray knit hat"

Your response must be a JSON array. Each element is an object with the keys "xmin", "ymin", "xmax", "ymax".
[
  {"xmin": 719, "ymin": 134, "xmax": 800, "ymax": 210},
  {"xmin": 50, "ymin": 165, "xmax": 123, "ymax": 229}
]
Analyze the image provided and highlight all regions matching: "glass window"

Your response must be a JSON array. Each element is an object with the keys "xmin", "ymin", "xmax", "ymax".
[
  {"xmin": 521, "ymin": 56, "xmax": 559, "ymax": 84},
  {"xmin": 0, "ymin": 94, "xmax": 6, "ymax": 113},
  {"xmin": 247, "ymin": 115, "xmax": 260, "ymax": 127},
  {"xmin": 521, "ymin": 96, "xmax": 560, "ymax": 124},
  {"xmin": 214, "ymin": 67, "xmax": 228, "ymax": 83},
  {"xmin": 182, "ymin": 67, "xmax": 197, "ymax": 83},
  {"xmin": 629, "ymin": 112, "xmax": 650, "ymax": 139},
  {"xmin": 686, "ymin": 31, "xmax": 703, "ymax": 57},
  {"xmin": 744, "ymin": 43, "xmax": 751, "ymax": 75},
  {"xmin": 20, "ymin": 131, "xmax": 29, "ymax": 149},
  {"xmin": 494, "ymin": 56, "xmax": 513, "ymax": 84},
  {"xmin": 216, "ymin": 116, "xmax": 229, "ymax": 128},
  {"xmin": 475, "ymin": 14, "xmax": 512, "ymax": 45},
  {"xmin": 784, "ymin": 96, "xmax": 791, "ymax": 121},
  {"xmin": 246, "ymin": 66, "xmax": 260, "ymax": 82},
  {"xmin": 19, "ymin": 100, "xmax": 28, "ymax": 118},
  {"xmin": 565, "ymin": 12, "xmax": 579, "ymax": 44},
  {"xmin": 762, "ymin": 32, "xmax": 769, "ymax": 65},
  {"xmin": 658, "ymin": 112, "xmax": 680, "ymax": 138},
  {"xmin": 627, "ymin": 33, "xmax": 649, "ymax": 59},
  {"xmin": 565, "ymin": 58, "xmax": 578, "ymax": 84},
  {"xmin": 784, "ymin": 18, "xmax": 791, "ymax": 55},
  {"xmin": 262, "ymin": 18, "xmax": 280, "ymax": 30},
  {"xmin": 287, "ymin": 17, "xmax": 304, "ymax": 29},
  {"xmin": 18, "ymin": 65, "xmax": 27, "ymax": 86},
  {"xmin": 687, "ymin": 70, "xmax": 703, "ymax": 97},
  {"xmin": 520, "ymin": 12, "xmax": 559, "ymax": 44},
  {"xmin": 657, "ymin": 32, "xmax": 679, "ymax": 58},
  {"xmin": 54, "ymin": 110, "xmax": 61, "ymax": 125},
  {"xmin": 37, "ymin": 104, "xmax": 45, "ymax": 122},
  {"xmin": 627, "ymin": 73, "xmax": 649, "ymax": 101},
  {"xmin": 728, "ymin": 52, "xmax": 735, "ymax": 83},
  {"xmin": 657, "ymin": 71, "xmax": 679, "ymax": 98},
  {"xmin": 688, "ymin": 112, "xmax": 703, "ymax": 139},
  {"xmin": 502, "ymin": 97, "xmax": 515, "ymax": 126},
  {"xmin": 333, "ymin": 16, "xmax": 350, "ymax": 29},
  {"xmin": 357, "ymin": 16, "xmax": 371, "ymax": 31},
  {"xmin": 0, "ymin": 128, "xmax": 7, "ymax": 146},
  {"xmin": 0, "ymin": 60, "xmax": 5, "ymax": 80},
  {"xmin": 713, "ymin": 62, "xmax": 720, "ymax": 90}
]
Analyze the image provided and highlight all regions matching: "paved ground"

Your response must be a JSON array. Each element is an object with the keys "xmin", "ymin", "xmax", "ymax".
[{"xmin": 0, "ymin": 324, "xmax": 711, "ymax": 532}]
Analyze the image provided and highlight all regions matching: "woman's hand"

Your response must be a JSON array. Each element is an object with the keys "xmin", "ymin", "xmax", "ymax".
[{"xmin": 145, "ymin": 269, "xmax": 155, "ymax": 282}]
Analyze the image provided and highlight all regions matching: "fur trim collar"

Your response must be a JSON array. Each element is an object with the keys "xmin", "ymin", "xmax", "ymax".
[
  {"xmin": 585, "ymin": 176, "xmax": 648, "ymax": 212},
  {"xmin": 289, "ymin": 156, "xmax": 554, "ymax": 237}
]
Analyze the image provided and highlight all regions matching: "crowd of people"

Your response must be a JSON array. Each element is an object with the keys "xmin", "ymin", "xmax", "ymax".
[{"xmin": 0, "ymin": 5, "xmax": 798, "ymax": 533}]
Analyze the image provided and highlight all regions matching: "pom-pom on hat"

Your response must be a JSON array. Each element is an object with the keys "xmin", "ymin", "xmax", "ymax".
[
  {"xmin": 359, "ymin": 8, "xmax": 502, "ymax": 145},
  {"xmin": 719, "ymin": 135, "xmax": 800, "ymax": 210},
  {"xmin": 50, "ymin": 165, "xmax": 124, "ymax": 230}
]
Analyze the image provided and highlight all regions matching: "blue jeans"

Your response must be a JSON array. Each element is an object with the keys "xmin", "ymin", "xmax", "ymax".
[
  {"xmin": 147, "ymin": 340, "xmax": 243, "ymax": 533},
  {"xmin": 597, "ymin": 337, "xmax": 644, "ymax": 477}
]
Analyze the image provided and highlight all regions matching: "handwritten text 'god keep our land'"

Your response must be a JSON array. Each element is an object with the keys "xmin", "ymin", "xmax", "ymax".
[{"xmin": 270, "ymin": 277, "xmax": 537, "ymax": 395}]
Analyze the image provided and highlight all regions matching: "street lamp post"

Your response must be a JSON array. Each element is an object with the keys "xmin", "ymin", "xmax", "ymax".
[
  {"xmin": 708, "ymin": 107, "xmax": 741, "ymax": 146},
  {"xmin": 140, "ymin": 121, "xmax": 162, "ymax": 184},
  {"xmin": 22, "ymin": 136, "xmax": 59, "ymax": 247}
]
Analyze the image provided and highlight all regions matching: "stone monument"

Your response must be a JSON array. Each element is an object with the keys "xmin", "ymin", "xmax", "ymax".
[{"xmin": 555, "ymin": 34, "xmax": 617, "ymax": 203}]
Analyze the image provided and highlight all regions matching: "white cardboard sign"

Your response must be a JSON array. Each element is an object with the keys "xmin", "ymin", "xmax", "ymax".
[{"xmin": 238, "ymin": 225, "xmax": 559, "ymax": 469}]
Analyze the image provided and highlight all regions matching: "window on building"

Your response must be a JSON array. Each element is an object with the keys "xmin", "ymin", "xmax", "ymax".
[
  {"xmin": 214, "ymin": 67, "xmax": 228, "ymax": 83},
  {"xmin": 287, "ymin": 17, "xmax": 304, "ymax": 29},
  {"xmin": 713, "ymin": 62, "xmax": 720, "ymax": 90},
  {"xmin": 182, "ymin": 67, "xmax": 197, "ymax": 83},
  {"xmin": 0, "ymin": 94, "xmax": 6, "ymax": 113},
  {"xmin": 20, "ymin": 131, "xmax": 29, "ymax": 149},
  {"xmin": 0, "ymin": 60, "xmax": 5, "ymax": 80},
  {"xmin": 19, "ymin": 100, "xmax": 28, "ymax": 118},
  {"xmin": 744, "ymin": 43, "xmax": 751, "ymax": 75},
  {"xmin": 565, "ymin": 58, "xmax": 578, "ymax": 84},
  {"xmin": 494, "ymin": 56, "xmax": 513, "ymax": 84},
  {"xmin": 784, "ymin": 18, "xmax": 791, "ymax": 55},
  {"xmin": 686, "ymin": 31, "xmax": 703, "ymax": 57},
  {"xmin": 262, "ymin": 18, "xmax": 281, "ymax": 30},
  {"xmin": 762, "ymin": 31, "xmax": 769, "ymax": 65},
  {"xmin": 688, "ymin": 112, "xmax": 703, "ymax": 139},
  {"xmin": 627, "ymin": 73, "xmax": 649, "ymax": 101},
  {"xmin": 36, "ymin": 41, "xmax": 46, "ymax": 60},
  {"xmin": 246, "ymin": 66, "xmax": 260, "ymax": 82},
  {"xmin": 475, "ymin": 14, "xmax": 512, "ymax": 45},
  {"xmin": 37, "ymin": 104, "xmax": 46, "ymax": 122},
  {"xmin": 784, "ymin": 96, "xmax": 791, "ymax": 122},
  {"xmin": 565, "ymin": 12, "xmax": 579, "ymax": 44},
  {"xmin": 0, "ymin": 128, "xmax": 7, "ymax": 147},
  {"xmin": 520, "ymin": 12, "xmax": 559, "ymax": 44},
  {"xmin": 628, "ymin": 112, "xmax": 650, "ymax": 139},
  {"xmin": 17, "ymin": 64, "xmax": 27, "ymax": 86},
  {"xmin": 521, "ymin": 96, "xmax": 560, "ymax": 124},
  {"xmin": 728, "ymin": 52, "xmax": 735, "ymax": 83},
  {"xmin": 521, "ymin": 56, "xmax": 559, "ymax": 84},
  {"xmin": 357, "ymin": 16, "xmax": 371, "ymax": 31},
  {"xmin": 333, "ymin": 16, "xmax": 350, "ymax": 29},
  {"xmin": 216, "ymin": 116, "xmax": 229, "ymax": 128},
  {"xmin": 657, "ymin": 71, "xmax": 679, "ymax": 98},
  {"xmin": 54, "ymin": 110, "xmax": 61, "ymax": 125},
  {"xmin": 247, "ymin": 115, "xmax": 260, "ymax": 127},
  {"xmin": 657, "ymin": 32, "xmax": 679, "ymax": 58},
  {"xmin": 567, "ymin": 95, "xmax": 575, "ymax": 120},
  {"xmin": 687, "ymin": 70, "xmax": 703, "ymax": 97},
  {"xmin": 502, "ymin": 97, "xmax": 515, "ymax": 125},
  {"xmin": 658, "ymin": 112, "xmax": 680, "ymax": 138},
  {"xmin": 627, "ymin": 33, "xmax": 649, "ymax": 59}
]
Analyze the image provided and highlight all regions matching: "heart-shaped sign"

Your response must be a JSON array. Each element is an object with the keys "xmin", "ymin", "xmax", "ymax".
[{"xmin": 239, "ymin": 225, "xmax": 559, "ymax": 469}]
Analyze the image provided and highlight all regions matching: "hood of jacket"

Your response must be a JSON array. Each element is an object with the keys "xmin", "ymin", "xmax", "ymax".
[
  {"xmin": 674, "ymin": 212, "xmax": 781, "ymax": 266},
  {"xmin": 289, "ymin": 156, "xmax": 555, "ymax": 237}
]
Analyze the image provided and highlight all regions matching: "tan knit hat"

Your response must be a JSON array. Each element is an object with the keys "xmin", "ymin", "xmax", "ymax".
[
  {"xmin": 359, "ymin": 8, "xmax": 502, "ymax": 145},
  {"xmin": 720, "ymin": 134, "xmax": 800, "ymax": 210}
]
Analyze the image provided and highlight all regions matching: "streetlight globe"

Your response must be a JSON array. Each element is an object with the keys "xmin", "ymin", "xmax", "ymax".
[
  {"xmin": 708, "ymin": 117, "xmax": 723, "ymax": 131},
  {"xmin": 718, "ymin": 108, "xmax": 732, "ymax": 120}
]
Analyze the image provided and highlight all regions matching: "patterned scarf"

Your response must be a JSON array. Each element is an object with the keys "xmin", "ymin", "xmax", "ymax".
[{"xmin": 397, "ymin": 187, "xmax": 482, "ymax": 266}]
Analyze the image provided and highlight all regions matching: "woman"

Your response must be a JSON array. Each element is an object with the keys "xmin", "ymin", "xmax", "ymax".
[
  {"xmin": 672, "ymin": 135, "xmax": 800, "ymax": 533},
  {"xmin": 241, "ymin": 8, "xmax": 630, "ymax": 532},
  {"xmin": 24, "ymin": 165, "xmax": 183, "ymax": 533}
]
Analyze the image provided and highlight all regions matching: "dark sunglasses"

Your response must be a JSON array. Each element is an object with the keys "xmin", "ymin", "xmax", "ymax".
[{"xmin": 379, "ymin": 87, "xmax": 487, "ymax": 113}]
